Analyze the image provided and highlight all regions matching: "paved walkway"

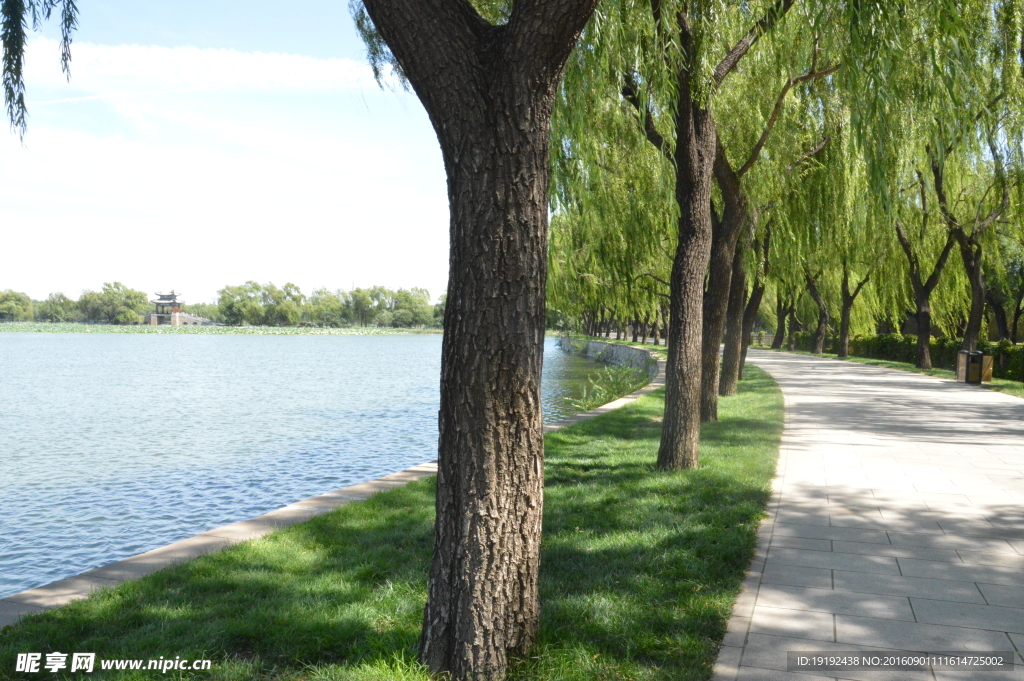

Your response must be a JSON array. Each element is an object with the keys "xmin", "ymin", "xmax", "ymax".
[{"xmin": 715, "ymin": 350, "xmax": 1024, "ymax": 681}]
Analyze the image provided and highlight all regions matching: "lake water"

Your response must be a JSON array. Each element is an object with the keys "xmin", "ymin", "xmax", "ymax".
[{"xmin": 0, "ymin": 333, "xmax": 596, "ymax": 598}]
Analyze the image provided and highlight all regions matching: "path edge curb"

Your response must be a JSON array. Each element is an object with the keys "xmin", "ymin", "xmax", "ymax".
[{"xmin": 710, "ymin": 352, "xmax": 788, "ymax": 681}]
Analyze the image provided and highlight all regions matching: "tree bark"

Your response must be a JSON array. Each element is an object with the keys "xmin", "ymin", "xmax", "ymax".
[
  {"xmin": 893, "ymin": 212, "xmax": 957, "ymax": 370},
  {"xmin": 719, "ymin": 229, "xmax": 749, "ymax": 396},
  {"xmin": 740, "ymin": 279, "xmax": 766, "ymax": 376},
  {"xmin": 805, "ymin": 271, "xmax": 829, "ymax": 354},
  {"xmin": 700, "ymin": 140, "xmax": 747, "ymax": 422},
  {"xmin": 956, "ymin": 232, "xmax": 986, "ymax": 351},
  {"xmin": 359, "ymin": 2, "xmax": 597, "ymax": 679},
  {"xmin": 1013, "ymin": 295, "xmax": 1023, "ymax": 344},
  {"xmin": 986, "ymin": 288, "xmax": 1010, "ymax": 342},
  {"xmin": 786, "ymin": 307, "xmax": 800, "ymax": 351},
  {"xmin": 837, "ymin": 264, "xmax": 868, "ymax": 359},
  {"xmin": 771, "ymin": 292, "xmax": 787, "ymax": 349},
  {"xmin": 739, "ymin": 225, "xmax": 771, "ymax": 376},
  {"xmin": 658, "ymin": 38, "xmax": 717, "ymax": 470}
]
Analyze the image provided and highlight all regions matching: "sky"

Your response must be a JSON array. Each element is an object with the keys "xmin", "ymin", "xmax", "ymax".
[{"xmin": 2, "ymin": 0, "xmax": 449, "ymax": 305}]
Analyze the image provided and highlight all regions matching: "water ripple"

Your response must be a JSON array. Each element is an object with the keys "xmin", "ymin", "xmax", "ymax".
[{"xmin": 0, "ymin": 335, "xmax": 598, "ymax": 597}]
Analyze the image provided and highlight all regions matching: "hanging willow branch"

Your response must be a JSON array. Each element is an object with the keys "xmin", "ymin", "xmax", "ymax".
[
  {"xmin": 621, "ymin": 73, "xmax": 670, "ymax": 160},
  {"xmin": 2, "ymin": 0, "xmax": 77, "ymax": 136},
  {"xmin": 738, "ymin": 62, "xmax": 841, "ymax": 177},
  {"xmin": 713, "ymin": 0, "xmax": 797, "ymax": 86}
]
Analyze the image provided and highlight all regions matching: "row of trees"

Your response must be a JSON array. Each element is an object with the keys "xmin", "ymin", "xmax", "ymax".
[
  {"xmin": 10, "ymin": 0, "xmax": 1023, "ymax": 679},
  {"xmin": 1, "ymin": 283, "xmax": 150, "ymax": 324},
  {"xmin": 351, "ymin": 1, "xmax": 1024, "ymax": 678},
  {"xmin": 215, "ymin": 282, "xmax": 442, "ymax": 328},
  {"xmin": 548, "ymin": 0, "xmax": 1024, "ymax": 417},
  {"xmin": 0, "ymin": 283, "xmax": 444, "ymax": 328}
]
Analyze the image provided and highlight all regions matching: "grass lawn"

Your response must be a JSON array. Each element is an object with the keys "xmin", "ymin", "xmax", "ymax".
[
  {"xmin": 1, "ymin": 368, "xmax": 782, "ymax": 681},
  {"xmin": 753, "ymin": 346, "xmax": 1024, "ymax": 400}
]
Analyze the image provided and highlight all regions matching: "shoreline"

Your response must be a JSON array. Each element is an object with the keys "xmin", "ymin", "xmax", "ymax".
[
  {"xmin": 0, "ymin": 345, "xmax": 664, "ymax": 628},
  {"xmin": 0, "ymin": 322, "xmax": 442, "ymax": 335}
]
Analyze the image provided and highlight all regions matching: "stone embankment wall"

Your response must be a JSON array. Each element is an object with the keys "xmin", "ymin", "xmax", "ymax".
[{"xmin": 558, "ymin": 337, "xmax": 660, "ymax": 380}]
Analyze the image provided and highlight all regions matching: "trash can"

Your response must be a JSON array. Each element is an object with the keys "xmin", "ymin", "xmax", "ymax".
[
  {"xmin": 982, "ymin": 354, "xmax": 994, "ymax": 383},
  {"xmin": 957, "ymin": 350, "xmax": 984, "ymax": 384}
]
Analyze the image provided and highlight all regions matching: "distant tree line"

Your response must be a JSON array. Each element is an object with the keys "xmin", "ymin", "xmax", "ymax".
[
  {"xmin": 213, "ymin": 281, "xmax": 443, "ymax": 328},
  {"xmin": 0, "ymin": 282, "xmax": 444, "ymax": 328},
  {"xmin": 1, "ymin": 283, "xmax": 150, "ymax": 324}
]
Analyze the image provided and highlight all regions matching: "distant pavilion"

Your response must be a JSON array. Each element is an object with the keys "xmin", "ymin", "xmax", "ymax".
[{"xmin": 146, "ymin": 291, "xmax": 204, "ymax": 326}]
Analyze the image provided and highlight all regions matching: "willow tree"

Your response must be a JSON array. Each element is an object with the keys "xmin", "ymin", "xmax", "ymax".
[
  {"xmin": 700, "ymin": 25, "xmax": 842, "ymax": 417},
  {"xmin": 548, "ymin": 93, "xmax": 676, "ymax": 339},
  {"xmin": 841, "ymin": 0, "xmax": 1024, "ymax": 355},
  {"xmin": 552, "ymin": 0, "xmax": 831, "ymax": 468},
  {"xmin": 2, "ymin": 0, "xmax": 77, "ymax": 134},
  {"xmin": 712, "ymin": 11, "xmax": 853, "ymax": 392},
  {"xmin": 921, "ymin": 7, "xmax": 1022, "ymax": 352},
  {"xmin": 351, "ymin": 1, "xmax": 599, "ymax": 678}
]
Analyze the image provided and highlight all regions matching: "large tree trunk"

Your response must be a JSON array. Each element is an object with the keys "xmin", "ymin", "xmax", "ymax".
[
  {"xmin": 426, "ymin": 118, "xmax": 548, "ymax": 677},
  {"xmin": 986, "ymin": 283, "xmax": 1011, "ymax": 342},
  {"xmin": 771, "ymin": 293, "xmax": 787, "ymax": 349},
  {"xmin": 837, "ymin": 300, "xmax": 852, "ymax": 358},
  {"xmin": 700, "ymin": 140, "xmax": 747, "ymax": 422},
  {"xmin": 359, "ymin": 2, "xmax": 597, "ymax": 679},
  {"xmin": 739, "ymin": 226, "xmax": 770, "ymax": 376},
  {"xmin": 786, "ymin": 307, "xmax": 800, "ymax": 351},
  {"xmin": 893, "ymin": 219, "xmax": 957, "ymax": 370},
  {"xmin": 739, "ymin": 278, "xmax": 766, "ymax": 377},
  {"xmin": 1013, "ymin": 299, "xmax": 1023, "ymax": 344},
  {"xmin": 658, "ymin": 63, "xmax": 717, "ymax": 470},
  {"xmin": 719, "ymin": 233, "xmax": 748, "ymax": 396},
  {"xmin": 957, "ymin": 234, "xmax": 986, "ymax": 351},
  {"xmin": 914, "ymin": 296, "xmax": 934, "ymax": 369},
  {"xmin": 837, "ymin": 267, "xmax": 868, "ymax": 359},
  {"xmin": 805, "ymin": 272, "xmax": 829, "ymax": 354}
]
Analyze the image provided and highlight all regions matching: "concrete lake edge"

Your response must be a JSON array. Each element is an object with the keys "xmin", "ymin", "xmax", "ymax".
[{"xmin": 0, "ymin": 342, "xmax": 665, "ymax": 630}]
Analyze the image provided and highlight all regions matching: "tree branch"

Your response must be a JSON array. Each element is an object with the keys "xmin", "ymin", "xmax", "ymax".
[
  {"xmin": 785, "ymin": 135, "xmax": 831, "ymax": 175},
  {"xmin": 915, "ymin": 168, "xmax": 928, "ymax": 241},
  {"xmin": 363, "ymin": 0, "xmax": 598, "ymax": 128},
  {"xmin": 851, "ymin": 272, "xmax": 871, "ymax": 301},
  {"xmin": 713, "ymin": 0, "xmax": 797, "ymax": 87},
  {"xmin": 973, "ymin": 133, "xmax": 1011, "ymax": 236},
  {"xmin": 643, "ymin": 285, "xmax": 672, "ymax": 301},
  {"xmin": 639, "ymin": 272, "xmax": 671, "ymax": 288},
  {"xmin": 622, "ymin": 74, "xmax": 671, "ymax": 160},
  {"xmin": 893, "ymin": 219, "xmax": 922, "ymax": 292},
  {"xmin": 714, "ymin": 133, "xmax": 740, "ymax": 187},
  {"xmin": 508, "ymin": 0, "xmax": 601, "ymax": 86},
  {"xmin": 928, "ymin": 145, "xmax": 961, "ymax": 232},
  {"xmin": 739, "ymin": 62, "xmax": 840, "ymax": 177},
  {"xmin": 924, "ymin": 231, "xmax": 958, "ymax": 294}
]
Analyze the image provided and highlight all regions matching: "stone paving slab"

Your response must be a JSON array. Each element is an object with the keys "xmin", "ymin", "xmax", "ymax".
[
  {"xmin": 0, "ymin": 600, "xmax": 45, "ymax": 629},
  {"xmin": 3, "ymin": 575, "xmax": 120, "ymax": 610},
  {"xmin": 1, "ymin": 349, "xmax": 666, "ymax": 632},
  {"xmin": 716, "ymin": 350, "xmax": 1024, "ymax": 681}
]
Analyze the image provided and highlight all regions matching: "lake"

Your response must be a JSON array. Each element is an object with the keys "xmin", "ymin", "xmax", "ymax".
[{"xmin": 0, "ymin": 333, "xmax": 596, "ymax": 598}]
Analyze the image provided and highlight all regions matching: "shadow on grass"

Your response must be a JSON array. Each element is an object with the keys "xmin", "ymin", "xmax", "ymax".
[{"xmin": 0, "ymin": 369, "xmax": 783, "ymax": 681}]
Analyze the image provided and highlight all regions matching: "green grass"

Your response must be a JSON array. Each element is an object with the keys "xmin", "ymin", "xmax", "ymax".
[
  {"xmin": 568, "ymin": 364, "xmax": 653, "ymax": 411},
  {"xmin": 755, "ymin": 346, "xmax": 1024, "ymax": 400},
  {"xmin": 0, "ymin": 322, "xmax": 440, "ymax": 335},
  {"xmin": 0, "ymin": 369, "xmax": 783, "ymax": 681}
]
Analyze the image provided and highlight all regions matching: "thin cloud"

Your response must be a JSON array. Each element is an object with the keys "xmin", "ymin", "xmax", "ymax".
[{"xmin": 24, "ymin": 38, "xmax": 390, "ymax": 97}]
